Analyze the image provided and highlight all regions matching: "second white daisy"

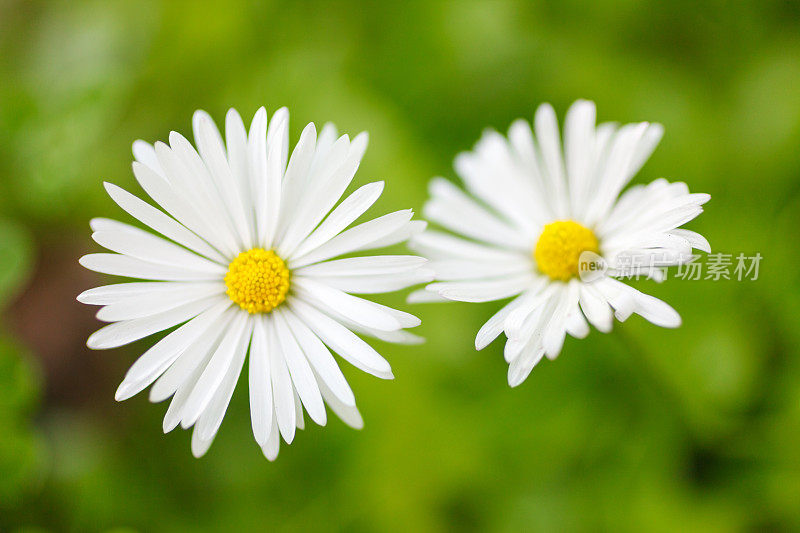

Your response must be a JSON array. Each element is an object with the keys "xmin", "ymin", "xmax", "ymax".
[
  {"xmin": 78, "ymin": 107, "xmax": 431, "ymax": 458},
  {"xmin": 411, "ymin": 100, "xmax": 710, "ymax": 386}
]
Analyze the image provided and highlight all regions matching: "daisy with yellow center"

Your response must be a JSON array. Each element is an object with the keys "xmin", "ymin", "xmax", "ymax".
[
  {"xmin": 412, "ymin": 100, "xmax": 710, "ymax": 386},
  {"xmin": 78, "ymin": 107, "xmax": 432, "ymax": 458}
]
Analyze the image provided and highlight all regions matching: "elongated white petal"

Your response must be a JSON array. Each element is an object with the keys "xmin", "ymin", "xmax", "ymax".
[
  {"xmin": 578, "ymin": 283, "xmax": 613, "ymax": 333},
  {"xmin": 426, "ymin": 258, "xmax": 530, "ymax": 281},
  {"xmin": 264, "ymin": 108, "xmax": 288, "ymax": 245},
  {"xmin": 248, "ymin": 315, "xmax": 273, "ymax": 445},
  {"xmin": 267, "ymin": 315, "xmax": 296, "ymax": 443},
  {"xmin": 308, "ymin": 269, "xmax": 434, "ymax": 294},
  {"xmin": 88, "ymin": 295, "xmax": 223, "ymax": 351},
  {"xmin": 316, "ymin": 374, "xmax": 363, "ymax": 429},
  {"xmin": 424, "ymin": 178, "xmax": 530, "ymax": 250},
  {"xmin": 289, "ymin": 299, "xmax": 393, "ymax": 379},
  {"xmin": 149, "ymin": 309, "xmax": 234, "ymax": 403},
  {"xmin": 91, "ymin": 226, "xmax": 225, "ymax": 274},
  {"xmin": 247, "ymin": 107, "xmax": 270, "ymax": 245},
  {"xmin": 132, "ymin": 140, "xmax": 162, "ymax": 175},
  {"xmin": 353, "ymin": 219, "xmax": 427, "ymax": 252},
  {"xmin": 180, "ymin": 311, "xmax": 249, "ymax": 428},
  {"xmin": 410, "ymin": 230, "xmax": 523, "ymax": 263},
  {"xmin": 534, "ymin": 103, "xmax": 569, "ymax": 217},
  {"xmin": 225, "ymin": 108, "xmax": 256, "ymax": 245},
  {"xmin": 195, "ymin": 319, "xmax": 253, "ymax": 442},
  {"xmin": 169, "ymin": 130, "xmax": 251, "ymax": 250},
  {"xmin": 282, "ymin": 134, "xmax": 366, "ymax": 253},
  {"xmin": 293, "ymin": 278, "xmax": 402, "ymax": 331},
  {"xmin": 278, "ymin": 135, "xmax": 350, "ymax": 253},
  {"xmin": 296, "ymin": 255, "xmax": 426, "ymax": 277},
  {"xmin": 289, "ymin": 210, "xmax": 414, "ymax": 268},
  {"xmin": 115, "ymin": 300, "xmax": 232, "ymax": 401},
  {"xmin": 427, "ymin": 273, "xmax": 534, "ymax": 303},
  {"xmin": 283, "ymin": 307, "xmax": 355, "ymax": 406},
  {"xmin": 103, "ymin": 183, "xmax": 226, "ymax": 263},
  {"xmin": 96, "ymin": 282, "xmax": 225, "ymax": 322},
  {"xmin": 261, "ymin": 418, "xmax": 281, "ymax": 461},
  {"xmin": 79, "ymin": 281, "xmax": 214, "ymax": 306},
  {"xmin": 287, "ymin": 181, "xmax": 385, "ymax": 259},
  {"xmin": 275, "ymin": 122, "xmax": 317, "ymax": 241},
  {"xmin": 274, "ymin": 310, "xmax": 326, "ymax": 426},
  {"xmin": 475, "ymin": 284, "xmax": 545, "ymax": 350},
  {"xmin": 132, "ymin": 160, "xmax": 237, "ymax": 258},
  {"xmin": 79, "ymin": 253, "xmax": 220, "ymax": 282},
  {"xmin": 564, "ymin": 100, "xmax": 596, "ymax": 216}
]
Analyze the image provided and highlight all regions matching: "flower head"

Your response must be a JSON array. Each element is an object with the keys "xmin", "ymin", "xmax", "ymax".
[
  {"xmin": 411, "ymin": 100, "xmax": 710, "ymax": 386},
  {"xmin": 79, "ymin": 107, "xmax": 431, "ymax": 458}
]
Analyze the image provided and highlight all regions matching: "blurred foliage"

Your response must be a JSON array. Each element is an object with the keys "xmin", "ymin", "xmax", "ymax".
[{"xmin": 0, "ymin": 0, "xmax": 799, "ymax": 531}]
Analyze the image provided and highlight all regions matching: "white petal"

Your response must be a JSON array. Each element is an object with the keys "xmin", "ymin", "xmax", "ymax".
[
  {"xmin": 286, "ymin": 181, "xmax": 385, "ymax": 259},
  {"xmin": 277, "ymin": 135, "xmax": 350, "ymax": 253},
  {"xmin": 423, "ymin": 178, "xmax": 530, "ymax": 250},
  {"xmin": 534, "ymin": 103, "xmax": 569, "ymax": 218},
  {"xmin": 426, "ymin": 257, "xmax": 531, "ymax": 281},
  {"xmin": 169, "ymin": 130, "xmax": 251, "ymax": 250},
  {"xmin": 295, "ymin": 255, "xmax": 426, "ymax": 277},
  {"xmin": 266, "ymin": 315, "xmax": 296, "ymax": 443},
  {"xmin": 261, "ymin": 418, "xmax": 281, "ymax": 461},
  {"xmin": 78, "ymin": 281, "xmax": 214, "ymax": 306},
  {"xmin": 282, "ymin": 307, "xmax": 355, "ymax": 406},
  {"xmin": 275, "ymin": 123, "xmax": 317, "ymax": 241},
  {"xmin": 316, "ymin": 374, "xmax": 363, "ymax": 429},
  {"xmin": 542, "ymin": 283, "xmax": 577, "ymax": 359},
  {"xmin": 632, "ymin": 290, "xmax": 682, "ymax": 328},
  {"xmin": 103, "ymin": 182, "xmax": 226, "ymax": 264},
  {"xmin": 564, "ymin": 99, "xmax": 596, "ymax": 216},
  {"xmin": 406, "ymin": 289, "xmax": 449, "ymax": 303},
  {"xmin": 475, "ymin": 286, "xmax": 544, "ymax": 350},
  {"xmin": 132, "ymin": 140, "xmax": 162, "ymax": 174},
  {"xmin": 96, "ymin": 282, "xmax": 225, "ymax": 322},
  {"xmin": 289, "ymin": 299, "xmax": 393, "ymax": 379},
  {"xmin": 132, "ymin": 161, "xmax": 237, "ymax": 257},
  {"xmin": 247, "ymin": 107, "xmax": 270, "ymax": 245},
  {"xmin": 264, "ymin": 108, "xmax": 288, "ymax": 245},
  {"xmin": 578, "ymin": 283, "xmax": 613, "ymax": 333},
  {"xmin": 225, "ymin": 108, "xmax": 256, "ymax": 245},
  {"xmin": 293, "ymin": 278, "xmax": 403, "ymax": 332},
  {"xmin": 79, "ymin": 253, "xmax": 221, "ymax": 282},
  {"xmin": 115, "ymin": 300, "xmax": 232, "ymax": 400},
  {"xmin": 352, "ymin": 219, "xmax": 427, "ymax": 252},
  {"xmin": 427, "ymin": 273, "xmax": 534, "ymax": 303},
  {"xmin": 248, "ymin": 315, "xmax": 273, "ymax": 446},
  {"xmin": 309, "ymin": 269, "xmax": 434, "ymax": 294},
  {"xmin": 274, "ymin": 310, "xmax": 326, "ymax": 426},
  {"xmin": 409, "ymin": 230, "xmax": 523, "ymax": 263},
  {"xmin": 91, "ymin": 224, "xmax": 225, "ymax": 274},
  {"xmin": 289, "ymin": 210, "xmax": 414, "ymax": 268},
  {"xmin": 87, "ymin": 295, "xmax": 222, "ymax": 350},
  {"xmin": 180, "ymin": 311, "xmax": 249, "ymax": 428},
  {"xmin": 507, "ymin": 341, "xmax": 545, "ymax": 387},
  {"xmin": 160, "ymin": 319, "xmax": 223, "ymax": 432},
  {"xmin": 149, "ymin": 309, "xmax": 234, "ymax": 404},
  {"xmin": 194, "ymin": 319, "xmax": 253, "ymax": 441}
]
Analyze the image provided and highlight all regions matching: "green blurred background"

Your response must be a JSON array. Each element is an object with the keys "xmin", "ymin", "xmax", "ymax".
[{"xmin": 1, "ymin": 0, "xmax": 799, "ymax": 531}]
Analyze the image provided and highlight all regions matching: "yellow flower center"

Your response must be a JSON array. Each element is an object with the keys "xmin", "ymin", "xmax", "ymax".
[
  {"xmin": 224, "ymin": 248, "xmax": 290, "ymax": 313},
  {"xmin": 533, "ymin": 220, "xmax": 599, "ymax": 281}
]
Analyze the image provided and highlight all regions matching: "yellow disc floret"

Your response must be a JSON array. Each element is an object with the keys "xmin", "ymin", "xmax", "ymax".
[
  {"xmin": 533, "ymin": 220, "xmax": 599, "ymax": 281},
  {"xmin": 224, "ymin": 248, "xmax": 290, "ymax": 313}
]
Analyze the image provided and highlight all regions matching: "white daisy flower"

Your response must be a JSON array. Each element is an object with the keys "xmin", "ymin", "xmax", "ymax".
[
  {"xmin": 411, "ymin": 100, "xmax": 710, "ymax": 387},
  {"xmin": 78, "ymin": 107, "xmax": 431, "ymax": 458}
]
